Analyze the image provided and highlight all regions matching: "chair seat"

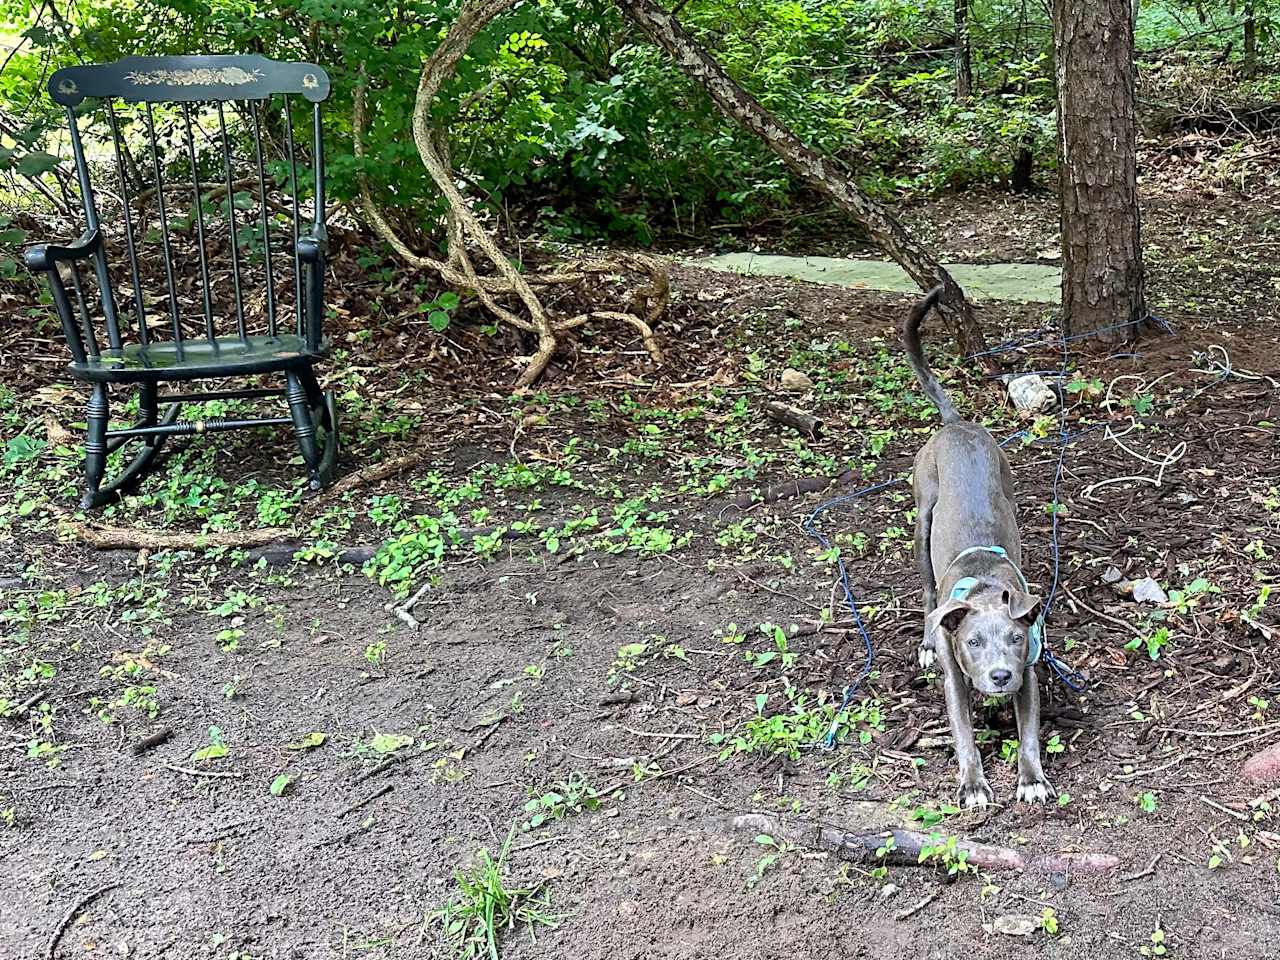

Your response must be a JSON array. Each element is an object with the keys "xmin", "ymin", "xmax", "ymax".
[{"xmin": 70, "ymin": 334, "xmax": 327, "ymax": 383}]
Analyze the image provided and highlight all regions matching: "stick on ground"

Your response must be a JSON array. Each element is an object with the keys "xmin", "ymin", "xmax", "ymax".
[
  {"xmin": 764, "ymin": 400, "xmax": 823, "ymax": 437},
  {"xmin": 46, "ymin": 882, "xmax": 120, "ymax": 960}
]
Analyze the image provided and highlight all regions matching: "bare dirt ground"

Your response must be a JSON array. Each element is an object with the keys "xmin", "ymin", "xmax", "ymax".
[{"xmin": 2, "ymin": 156, "xmax": 1280, "ymax": 960}]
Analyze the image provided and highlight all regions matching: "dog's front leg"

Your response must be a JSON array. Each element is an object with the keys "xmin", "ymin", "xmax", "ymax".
[
  {"xmin": 937, "ymin": 637, "xmax": 992, "ymax": 807},
  {"xmin": 1013, "ymin": 667, "xmax": 1053, "ymax": 803}
]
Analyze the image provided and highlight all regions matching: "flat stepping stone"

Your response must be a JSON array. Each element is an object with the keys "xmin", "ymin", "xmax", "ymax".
[{"xmin": 692, "ymin": 253, "xmax": 1061, "ymax": 303}]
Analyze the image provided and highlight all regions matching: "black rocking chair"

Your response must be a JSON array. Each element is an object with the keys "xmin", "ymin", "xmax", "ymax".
[{"xmin": 25, "ymin": 55, "xmax": 339, "ymax": 509}]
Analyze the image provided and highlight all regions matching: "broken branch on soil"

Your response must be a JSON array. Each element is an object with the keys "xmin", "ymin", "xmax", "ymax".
[
  {"xmin": 894, "ymin": 889, "xmax": 942, "ymax": 922},
  {"xmin": 1118, "ymin": 853, "xmax": 1162, "ymax": 883},
  {"xmin": 730, "ymin": 813, "xmax": 1028, "ymax": 871},
  {"xmin": 161, "ymin": 762, "xmax": 242, "ymax": 779},
  {"xmin": 764, "ymin": 400, "xmax": 823, "ymax": 438},
  {"xmin": 337, "ymin": 783, "xmax": 394, "ymax": 819},
  {"xmin": 301, "ymin": 453, "xmax": 422, "ymax": 513},
  {"xmin": 71, "ymin": 522, "xmax": 291, "ymax": 553},
  {"xmin": 11, "ymin": 686, "xmax": 49, "ymax": 717},
  {"xmin": 731, "ymin": 814, "xmax": 1120, "ymax": 877},
  {"xmin": 46, "ymin": 882, "xmax": 120, "ymax": 960},
  {"xmin": 129, "ymin": 727, "xmax": 173, "ymax": 756},
  {"xmin": 388, "ymin": 580, "xmax": 435, "ymax": 631}
]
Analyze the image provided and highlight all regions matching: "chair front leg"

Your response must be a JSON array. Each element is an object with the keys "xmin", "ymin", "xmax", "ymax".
[
  {"xmin": 83, "ymin": 383, "xmax": 109, "ymax": 509},
  {"xmin": 139, "ymin": 383, "xmax": 159, "ymax": 445},
  {"xmin": 285, "ymin": 371, "xmax": 321, "ymax": 488}
]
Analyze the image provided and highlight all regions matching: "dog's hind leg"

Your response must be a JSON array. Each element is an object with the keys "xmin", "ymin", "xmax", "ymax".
[{"xmin": 914, "ymin": 472, "xmax": 939, "ymax": 669}]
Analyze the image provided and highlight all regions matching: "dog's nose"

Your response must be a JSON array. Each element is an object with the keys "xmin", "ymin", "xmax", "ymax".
[{"xmin": 990, "ymin": 669, "xmax": 1013, "ymax": 688}]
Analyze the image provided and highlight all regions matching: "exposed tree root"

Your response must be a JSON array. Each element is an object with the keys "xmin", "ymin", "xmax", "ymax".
[{"xmin": 352, "ymin": 0, "xmax": 667, "ymax": 386}]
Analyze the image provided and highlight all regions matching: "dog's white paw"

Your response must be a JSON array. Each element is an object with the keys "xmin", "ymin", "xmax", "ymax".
[
  {"xmin": 918, "ymin": 645, "xmax": 936, "ymax": 670},
  {"xmin": 1016, "ymin": 774, "xmax": 1054, "ymax": 805},
  {"xmin": 958, "ymin": 771, "xmax": 994, "ymax": 809}
]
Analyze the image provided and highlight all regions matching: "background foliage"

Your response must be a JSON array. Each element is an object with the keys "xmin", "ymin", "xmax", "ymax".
[{"xmin": 0, "ymin": 0, "xmax": 1275, "ymax": 248}]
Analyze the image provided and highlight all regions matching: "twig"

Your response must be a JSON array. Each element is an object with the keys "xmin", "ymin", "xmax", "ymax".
[
  {"xmin": 11, "ymin": 687, "xmax": 49, "ymax": 717},
  {"xmin": 1112, "ymin": 752, "xmax": 1192, "ymax": 783},
  {"xmin": 46, "ymin": 883, "xmax": 120, "ymax": 960},
  {"xmin": 337, "ymin": 783, "xmax": 393, "ymax": 819},
  {"xmin": 1161, "ymin": 722, "xmax": 1280, "ymax": 738},
  {"xmin": 389, "ymin": 580, "xmax": 434, "ymax": 631},
  {"xmin": 1061, "ymin": 584, "xmax": 1146, "ymax": 639},
  {"xmin": 1119, "ymin": 853, "xmax": 1162, "ymax": 883},
  {"xmin": 1199, "ymin": 796, "xmax": 1249, "ymax": 821},
  {"xmin": 161, "ymin": 763, "xmax": 242, "ymax": 779},
  {"xmin": 180, "ymin": 817, "xmax": 259, "ymax": 844},
  {"xmin": 894, "ymin": 888, "xmax": 942, "ymax": 921},
  {"xmin": 622, "ymin": 726, "xmax": 700, "ymax": 741},
  {"xmin": 354, "ymin": 755, "xmax": 405, "ymax": 784}
]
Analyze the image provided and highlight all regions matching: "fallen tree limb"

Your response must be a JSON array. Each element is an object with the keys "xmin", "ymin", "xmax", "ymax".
[
  {"xmin": 764, "ymin": 400, "xmax": 823, "ymax": 437},
  {"xmin": 300, "ymin": 453, "xmax": 422, "ymax": 515},
  {"xmin": 615, "ymin": 0, "xmax": 990, "ymax": 362},
  {"xmin": 70, "ymin": 522, "xmax": 291, "ymax": 552},
  {"xmin": 730, "ymin": 813, "xmax": 1026, "ymax": 871},
  {"xmin": 733, "ymin": 475, "xmax": 832, "ymax": 508},
  {"xmin": 729, "ymin": 814, "xmax": 1123, "ymax": 876}
]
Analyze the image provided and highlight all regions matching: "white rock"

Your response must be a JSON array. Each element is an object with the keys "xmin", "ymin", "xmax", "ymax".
[
  {"xmin": 1132, "ymin": 577, "xmax": 1169, "ymax": 605},
  {"xmin": 780, "ymin": 369, "xmax": 814, "ymax": 393},
  {"xmin": 1006, "ymin": 373, "xmax": 1058, "ymax": 413},
  {"xmin": 993, "ymin": 914, "xmax": 1039, "ymax": 937}
]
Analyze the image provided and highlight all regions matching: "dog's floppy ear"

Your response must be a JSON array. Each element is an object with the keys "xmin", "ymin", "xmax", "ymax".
[
  {"xmin": 927, "ymin": 598, "xmax": 973, "ymax": 638},
  {"xmin": 1004, "ymin": 589, "xmax": 1042, "ymax": 626}
]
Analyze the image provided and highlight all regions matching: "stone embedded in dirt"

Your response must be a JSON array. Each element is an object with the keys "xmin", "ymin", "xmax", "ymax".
[
  {"xmin": 1242, "ymin": 743, "xmax": 1280, "ymax": 784},
  {"xmin": 780, "ymin": 368, "xmax": 814, "ymax": 393},
  {"xmin": 1102, "ymin": 566, "xmax": 1123, "ymax": 584},
  {"xmin": 991, "ymin": 915, "xmax": 1039, "ymax": 937},
  {"xmin": 1131, "ymin": 578, "xmax": 1169, "ymax": 605}
]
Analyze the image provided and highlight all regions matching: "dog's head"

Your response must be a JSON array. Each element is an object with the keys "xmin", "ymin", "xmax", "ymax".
[{"xmin": 927, "ymin": 586, "xmax": 1041, "ymax": 696}]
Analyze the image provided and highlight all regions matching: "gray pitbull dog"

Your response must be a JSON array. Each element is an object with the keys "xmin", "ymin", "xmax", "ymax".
[{"xmin": 903, "ymin": 286, "xmax": 1053, "ymax": 808}]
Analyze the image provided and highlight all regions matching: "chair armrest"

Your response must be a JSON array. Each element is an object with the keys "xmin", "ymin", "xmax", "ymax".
[
  {"xmin": 24, "ymin": 228, "xmax": 102, "ymax": 272},
  {"xmin": 297, "ymin": 225, "xmax": 327, "ymax": 265}
]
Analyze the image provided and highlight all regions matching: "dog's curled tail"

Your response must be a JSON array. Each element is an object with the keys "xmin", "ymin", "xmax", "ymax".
[{"xmin": 902, "ymin": 284, "xmax": 960, "ymax": 424}]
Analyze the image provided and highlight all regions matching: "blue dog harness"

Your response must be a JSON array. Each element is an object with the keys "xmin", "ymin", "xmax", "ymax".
[{"xmin": 947, "ymin": 545, "xmax": 1044, "ymax": 665}]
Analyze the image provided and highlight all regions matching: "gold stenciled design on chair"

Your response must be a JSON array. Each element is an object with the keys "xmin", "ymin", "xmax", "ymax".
[
  {"xmin": 302, "ymin": 73, "xmax": 319, "ymax": 90},
  {"xmin": 125, "ymin": 66, "xmax": 264, "ymax": 87},
  {"xmin": 56, "ymin": 78, "xmax": 78, "ymax": 96}
]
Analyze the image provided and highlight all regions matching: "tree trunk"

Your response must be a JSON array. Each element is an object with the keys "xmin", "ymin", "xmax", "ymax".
[
  {"xmin": 1244, "ymin": 1, "xmax": 1258, "ymax": 77},
  {"xmin": 955, "ymin": 0, "xmax": 974, "ymax": 100},
  {"xmin": 1051, "ymin": 0, "xmax": 1145, "ymax": 340},
  {"xmin": 616, "ymin": 0, "xmax": 990, "ymax": 361},
  {"xmin": 1010, "ymin": 140, "xmax": 1034, "ymax": 192}
]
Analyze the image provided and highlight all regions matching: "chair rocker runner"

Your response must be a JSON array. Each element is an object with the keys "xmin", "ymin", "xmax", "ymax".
[{"xmin": 25, "ymin": 55, "xmax": 340, "ymax": 509}]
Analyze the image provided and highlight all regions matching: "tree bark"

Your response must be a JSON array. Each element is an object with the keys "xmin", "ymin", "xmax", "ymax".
[
  {"xmin": 954, "ymin": 0, "xmax": 974, "ymax": 100},
  {"xmin": 1051, "ymin": 0, "xmax": 1146, "ymax": 341},
  {"xmin": 616, "ymin": 0, "xmax": 990, "ymax": 361},
  {"xmin": 1244, "ymin": 1, "xmax": 1258, "ymax": 77}
]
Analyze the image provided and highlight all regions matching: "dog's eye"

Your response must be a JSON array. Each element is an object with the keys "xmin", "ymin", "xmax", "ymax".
[{"xmin": 967, "ymin": 637, "xmax": 981, "ymax": 648}]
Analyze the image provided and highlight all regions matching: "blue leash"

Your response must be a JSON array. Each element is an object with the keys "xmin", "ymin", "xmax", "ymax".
[{"xmin": 808, "ymin": 313, "xmax": 1174, "ymax": 749}]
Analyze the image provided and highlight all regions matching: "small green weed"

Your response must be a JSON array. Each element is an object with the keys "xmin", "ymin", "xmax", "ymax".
[{"xmin": 433, "ymin": 828, "xmax": 561, "ymax": 960}]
